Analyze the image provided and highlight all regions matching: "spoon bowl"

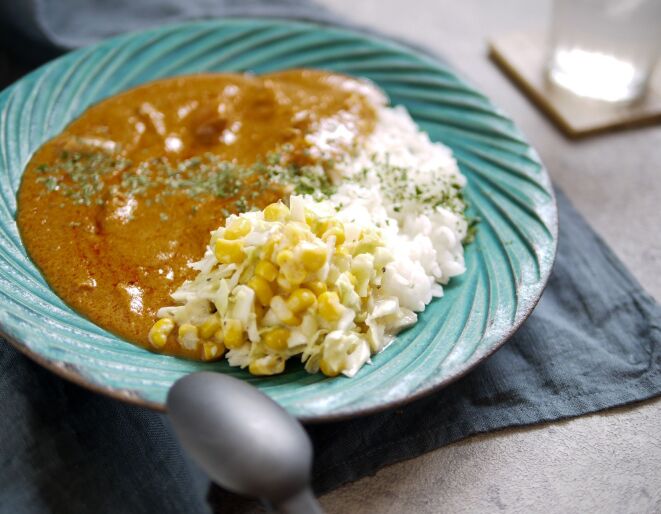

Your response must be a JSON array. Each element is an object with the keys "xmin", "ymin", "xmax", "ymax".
[{"xmin": 167, "ymin": 372, "xmax": 322, "ymax": 513}]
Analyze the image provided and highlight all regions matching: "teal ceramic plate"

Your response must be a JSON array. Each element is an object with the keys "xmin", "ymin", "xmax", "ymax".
[{"xmin": 0, "ymin": 19, "xmax": 557, "ymax": 422}]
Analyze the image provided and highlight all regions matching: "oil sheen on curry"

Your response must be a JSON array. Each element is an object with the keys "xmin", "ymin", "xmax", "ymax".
[{"xmin": 17, "ymin": 70, "xmax": 377, "ymax": 359}]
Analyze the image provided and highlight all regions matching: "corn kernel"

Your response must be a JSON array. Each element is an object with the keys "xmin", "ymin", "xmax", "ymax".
[
  {"xmin": 318, "ymin": 291, "xmax": 343, "ymax": 321},
  {"xmin": 316, "ymin": 218, "xmax": 342, "ymax": 234},
  {"xmin": 214, "ymin": 238, "xmax": 244, "ymax": 264},
  {"xmin": 148, "ymin": 318, "xmax": 174, "ymax": 348},
  {"xmin": 224, "ymin": 217, "xmax": 251, "ymax": 240},
  {"xmin": 276, "ymin": 249, "xmax": 294, "ymax": 268},
  {"xmin": 300, "ymin": 245, "xmax": 327, "ymax": 272},
  {"xmin": 282, "ymin": 266, "xmax": 307, "ymax": 286},
  {"xmin": 213, "ymin": 328, "xmax": 225, "ymax": 344},
  {"xmin": 322, "ymin": 226, "xmax": 345, "ymax": 246},
  {"xmin": 270, "ymin": 296, "xmax": 301, "ymax": 325},
  {"xmin": 314, "ymin": 219, "xmax": 336, "ymax": 237},
  {"xmin": 254, "ymin": 302, "xmax": 265, "ymax": 320},
  {"xmin": 263, "ymin": 327, "xmax": 290, "ymax": 351},
  {"xmin": 304, "ymin": 210, "xmax": 317, "ymax": 227},
  {"xmin": 320, "ymin": 356, "xmax": 342, "ymax": 377},
  {"xmin": 248, "ymin": 276, "xmax": 274, "ymax": 307},
  {"xmin": 202, "ymin": 342, "xmax": 225, "ymax": 361},
  {"xmin": 319, "ymin": 357, "xmax": 342, "ymax": 377},
  {"xmin": 178, "ymin": 323, "xmax": 199, "ymax": 350},
  {"xmin": 284, "ymin": 222, "xmax": 309, "ymax": 245},
  {"xmin": 264, "ymin": 202, "xmax": 289, "ymax": 222},
  {"xmin": 199, "ymin": 314, "xmax": 221, "ymax": 340},
  {"xmin": 224, "ymin": 319, "xmax": 245, "ymax": 349},
  {"xmin": 249, "ymin": 354, "xmax": 285, "ymax": 375},
  {"xmin": 313, "ymin": 220, "xmax": 326, "ymax": 237},
  {"xmin": 306, "ymin": 280, "xmax": 327, "ymax": 296},
  {"xmin": 287, "ymin": 288, "xmax": 316, "ymax": 314},
  {"xmin": 255, "ymin": 260, "xmax": 278, "ymax": 282}
]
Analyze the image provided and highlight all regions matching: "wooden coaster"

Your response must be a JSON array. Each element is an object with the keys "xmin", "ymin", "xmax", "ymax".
[{"xmin": 489, "ymin": 31, "xmax": 661, "ymax": 138}]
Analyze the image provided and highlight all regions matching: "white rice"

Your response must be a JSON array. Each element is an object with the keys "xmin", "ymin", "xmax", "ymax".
[{"xmin": 306, "ymin": 96, "xmax": 468, "ymax": 312}]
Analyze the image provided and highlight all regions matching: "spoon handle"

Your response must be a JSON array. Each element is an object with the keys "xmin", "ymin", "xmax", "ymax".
[{"xmin": 276, "ymin": 487, "xmax": 324, "ymax": 514}]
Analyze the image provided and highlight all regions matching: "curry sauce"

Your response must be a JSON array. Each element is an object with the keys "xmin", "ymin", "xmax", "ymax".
[{"xmin": 17, "ymin": 70, "xmax": 377, "ymax": 359}]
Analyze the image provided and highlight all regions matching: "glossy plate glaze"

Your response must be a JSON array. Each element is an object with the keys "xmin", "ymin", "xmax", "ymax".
[{"xmin": 0, "ymin": 19, "xmax": 557, "ymax": 422}]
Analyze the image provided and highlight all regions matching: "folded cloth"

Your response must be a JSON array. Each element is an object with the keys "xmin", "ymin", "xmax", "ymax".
[
  {"xmin": 0, "ymin": 0, "xmax": 340, "ymax": 65},
  {"xmin": 0, "ymin": 1, "xmax": 660, "ymax": 513}
]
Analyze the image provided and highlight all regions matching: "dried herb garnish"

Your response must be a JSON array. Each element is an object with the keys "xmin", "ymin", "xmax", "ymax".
[
  {"xmin": 34, "ymin": 144, "xmax": 474, "ymax": 238},
  {"xmin": 34, "ymin": 146, "xmax": 336, "ymax": 209}
]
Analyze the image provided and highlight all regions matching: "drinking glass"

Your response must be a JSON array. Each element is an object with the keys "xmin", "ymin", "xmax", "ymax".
[{"xmin": 547, "ymin": 0, "xmax": 661, "ymax": 103}]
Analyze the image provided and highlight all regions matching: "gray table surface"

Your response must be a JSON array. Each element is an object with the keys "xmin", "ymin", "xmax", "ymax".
[{"xmin": 314, "ymin": 1, "xmax": 661, "ymax": 513}]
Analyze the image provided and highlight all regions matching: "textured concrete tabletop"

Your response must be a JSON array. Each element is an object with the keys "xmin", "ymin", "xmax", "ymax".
[{"xmin": 312, "ymin": 1, "xmax": 661, "ymax": 513}]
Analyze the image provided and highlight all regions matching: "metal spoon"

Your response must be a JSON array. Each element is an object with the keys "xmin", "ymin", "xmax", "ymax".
[{"xmin": 167, "ymin": 372, "xmax": 323, "ymax": 514}]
